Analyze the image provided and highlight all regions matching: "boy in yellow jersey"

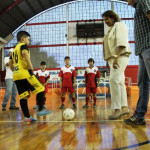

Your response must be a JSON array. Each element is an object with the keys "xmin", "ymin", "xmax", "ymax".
[{"xmin": 9, "ymin": 31, "xmax": 52, "ymax": 122}]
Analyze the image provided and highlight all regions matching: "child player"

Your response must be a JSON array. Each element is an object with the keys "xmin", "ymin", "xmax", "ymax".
[
  {"xmin": 9, "ymin": 31, "xmax": 52, "ymax": 122},
  {"xmin": 59, "ymin": 56, "xmax": 77, "ymax": 109},
  {"xmin": 83, "ymin": 58, "xmax": 100, "ymax": 109},
  {"xmin": 33, "ymin": 61, "xmax": 50, "ymax": 109}
]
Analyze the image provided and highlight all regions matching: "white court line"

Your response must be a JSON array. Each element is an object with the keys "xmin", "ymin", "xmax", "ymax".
[{"xmin": 0, "ymin": 119, "xmax": 150, "ymax": 123}]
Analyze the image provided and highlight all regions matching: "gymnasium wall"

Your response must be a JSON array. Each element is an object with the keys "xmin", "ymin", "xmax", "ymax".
[{"xmin": 2, "ymin": 0, "xmax": 139, "ymax": 84}]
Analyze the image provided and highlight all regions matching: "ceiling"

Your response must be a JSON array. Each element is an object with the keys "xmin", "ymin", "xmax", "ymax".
[{"xmin": 0, "ymin": 0, "xmax": 126, "ymax": 39}]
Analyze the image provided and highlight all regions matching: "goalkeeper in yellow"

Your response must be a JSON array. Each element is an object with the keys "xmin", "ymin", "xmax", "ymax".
[{"xmin": 9, "ymin": 31, "xmax": 52, "ymax": 122}]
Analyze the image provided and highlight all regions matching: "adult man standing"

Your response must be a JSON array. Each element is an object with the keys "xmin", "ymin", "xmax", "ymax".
[
  {"xmin": 1, "ymin": 48, "xmax": 19, "ymax": 111},
  {"xmin": 125, "ymin": 0, "xmax": 150, "ymax": 125}
]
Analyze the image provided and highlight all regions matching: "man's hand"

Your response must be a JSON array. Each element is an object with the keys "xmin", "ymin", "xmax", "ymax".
[
  {"xmin": 5, "ymin": 62, "xmax": 9, "ymax": 67},
  {"xmin": 147, "ymin": 12, "xmax": 150, "ymax": 21},
  {"xmin": 113, "ymin": 58, "xmax": 119, "ymax": 69}
]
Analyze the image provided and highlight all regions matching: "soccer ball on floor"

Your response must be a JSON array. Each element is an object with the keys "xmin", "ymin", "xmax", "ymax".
[{"xmin": 63, "ymin": 108, "xmax": 75, "ymax": 121}]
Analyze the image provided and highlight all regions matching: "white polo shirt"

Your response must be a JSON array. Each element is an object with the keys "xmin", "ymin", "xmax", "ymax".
[{"xmin": 4, "ymin": 57, "xmax": 13, "ymax": 79}]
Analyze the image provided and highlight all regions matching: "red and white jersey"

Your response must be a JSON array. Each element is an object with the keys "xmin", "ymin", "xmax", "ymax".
[
  {"xmin": 84, "ymin": 66, "xmax": 100, "ymax": 88},
  {"xmin": 59, "ymin": 66, "xmax": 77, "ymax": 87},
  {"xmin": 36, "ymin": 70, "xmax": 50, "ymax": 84}
]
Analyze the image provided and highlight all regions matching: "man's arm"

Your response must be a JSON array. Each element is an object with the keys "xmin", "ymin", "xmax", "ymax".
[
  {"xmin": 9, "ymin": 60, "xmax": 14, "ymax": 71},
  {"xmin": 22, "ymin": 50, "xmax": 33, "ymax": 71}
]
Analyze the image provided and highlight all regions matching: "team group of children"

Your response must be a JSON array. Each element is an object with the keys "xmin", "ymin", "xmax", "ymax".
[{"xmin": 9, "ymin": 31, "xmax": 101, "ymax": 122}]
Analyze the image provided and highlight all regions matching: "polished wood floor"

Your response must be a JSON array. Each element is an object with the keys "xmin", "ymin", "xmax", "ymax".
[{"xmin": 0, "ymin": 88, "xmax": 150, "ymax": 150}]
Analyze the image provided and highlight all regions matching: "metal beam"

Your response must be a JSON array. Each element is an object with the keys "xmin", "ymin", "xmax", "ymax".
[
  {"xmin": 25, "ymin": 0, "xmax": 37, "ymax": 14},
  {"xmin": 6, "ymin": 12, "xmax": 20, "ymax": 25},
  {"xmin": 0, "ymin": 0, "xmax": 24, "ymax": 17},
  {"xmin": 37, "ymin": 0, "xmax": 45, "ymax": 9},
  {"xmin": 0, "ymin": 19, "xmax": 14, "ymax": 30},
  {"xmin": 48, "ymin": 0, "xmax": 54, "ymax": 7},
  {"xmin": 16, "ymin": 5, "xmax": 28, "ymax": 20}
]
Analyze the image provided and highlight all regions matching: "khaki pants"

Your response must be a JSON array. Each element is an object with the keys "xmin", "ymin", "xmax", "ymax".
[{"xmin": 108, "ymin": 56, "xmax": 129, "ymax": 109}]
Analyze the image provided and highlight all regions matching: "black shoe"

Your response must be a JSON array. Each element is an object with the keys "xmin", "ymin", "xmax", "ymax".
[
  {"xmin": 59, "ymin": 104, "xmax": 65, "ymax": 110},
  {"xmin": 9, "ymin": 106, "xmax": 19, "ymax": 110},
  {"xmin": 124, "ymin": 116, "xmax": 146, "ymax": 125},
  {"xmin": 93, "ymin": 103, "xmax": 97, "ymax": 109},
  {"xmin": 83, "ymin": 104, "xmax": 89, "ymax": 109},
  {"xmin": 2, "ymin": 107, "xmax": 6, "ymax": 111},
  {"xmin": 72, "ymin": 104, "xmax": 77, "ymax": 109}
]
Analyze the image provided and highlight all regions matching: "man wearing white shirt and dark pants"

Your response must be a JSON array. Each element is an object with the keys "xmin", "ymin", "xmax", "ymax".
[{"xmin": 1, "ymin": 48, "xmax": 19, "ymax": 111}]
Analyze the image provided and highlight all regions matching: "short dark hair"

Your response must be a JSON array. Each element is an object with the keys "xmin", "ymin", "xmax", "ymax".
[
  {"xmin": 102, "ymin": 10, "xmax": 120, "ymax": 23},
  {"xmin": 88, "ymin": 58, "xmax": 95, "ymax": 64},
  {"xmin": 64, "ymin": 56, "xmax": 70, "ymax": 60},
  {"xmin": 40, "ymin": 61, "xmax": 46, "ymax": 65},
  {"xmin": 17, "ymin": 31, "xmax": 30, "ymax": 42}
]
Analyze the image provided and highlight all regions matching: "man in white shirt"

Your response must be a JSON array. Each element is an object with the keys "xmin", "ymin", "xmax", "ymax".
[{"xmin": 1, "ymin": 48, "xmax": 19, "ymax": 111}]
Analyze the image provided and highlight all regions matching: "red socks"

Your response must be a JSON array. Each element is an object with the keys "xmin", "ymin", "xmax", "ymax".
[
  {"xmin": 61, "ymin": 97, "xmax": 65, "ymax": 104},
  {"xmin": 72, "ymin": 98, "xmax": 76, "ymax": 104},
  {"xmin": 94, "ymin": 97, "xmax": 96, "ymax": 104}
]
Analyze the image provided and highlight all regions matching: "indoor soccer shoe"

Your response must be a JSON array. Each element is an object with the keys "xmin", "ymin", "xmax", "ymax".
[
  {"xmin": 72, "ymin": 104, "xmax": 77, "ymax": 109},
  {"xmin": 83, "ymin": 104, "xmax": 89, "ymax": 109},
  {"xmin": 33, "ymin": 105, "xmax": 38, "ymax": 109},
  {"xmin": 37, "ymin": 109, "xmax": 52, "ymax": 116},
  {"xmin": 59, "ymin": 104, "xmax": 65, "ymax": 110},
  {"xmin": 24, "ymin": 117, "xmax": 37, "ymax": 122}
]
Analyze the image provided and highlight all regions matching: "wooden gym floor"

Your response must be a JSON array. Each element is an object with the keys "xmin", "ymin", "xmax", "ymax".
[{"xmin": 0, "ymin": 88, "xmax": 150, "ymax": 150}]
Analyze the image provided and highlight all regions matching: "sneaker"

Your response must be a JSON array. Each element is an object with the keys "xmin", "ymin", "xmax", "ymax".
[
  {"xmin": 121, "ymin": 109, "xmax": 130, "ymax": 116},
  {"xmin": 83, "ymin": 104, "xmax": 89, "ymax": 109},
  {"xmin": 124, "ymin": 116, "xmax": 146, "ymax": 125},
  {"xmin": 59, "ymin": 104, "xmax": 65, "ymax": 110},
  {"xmin": 108, "ymin": 111, "xmax": 122, "ymax": 120},
  {"xmin": 9, "ymin": 106, "xmax": 19, "ymax": 110},
  {"xmin": 37, "ymin": 109, "xmax": 52, "ymax": 116},
  {"xmin": 2, "ymin": 107, "xmax": 6, "ymax": 111},
  {"xmin": 93, "ymin": 103, "xmax": 97, "ymax": 109},
  {"xmin": 30, "ymin": 116, "xmax": 37, "ymax": 122},
  {"xmin": 24, "ymin": 116, "xmax": 37, "ymax": 122},
  {"xmin": 72, "ymin": 104, "xmax": 77, "ymax": 109},
  {"xmin": 33, "ymin": 105, "xmax": 38, "ymax": 109}
]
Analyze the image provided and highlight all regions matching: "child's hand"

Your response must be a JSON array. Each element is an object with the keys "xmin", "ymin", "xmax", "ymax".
[
  {"xmin": 73, "ymin": 83, "xmax": 76, "ymax": 87},
  {"xmin": 60, "ymin": 83, "xmax": 62, "ymax": 89}
]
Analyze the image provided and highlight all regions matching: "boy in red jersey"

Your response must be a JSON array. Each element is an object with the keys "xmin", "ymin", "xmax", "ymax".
[
  {"xmin": 83, "ymin": 58, "xmax": 100, "ymax": 109},
  {"xmin": 33, "ymin": 61, "xmax": 50, "ymax": 109},
  {"xmin": 59, "ymin": 56, "xmax": 77, "ymax": 109}
]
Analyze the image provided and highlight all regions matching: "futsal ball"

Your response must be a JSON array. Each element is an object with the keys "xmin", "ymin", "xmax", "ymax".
[{"xmin": 63, "ymin": 108, "xmax": 75, "ymax": 121}]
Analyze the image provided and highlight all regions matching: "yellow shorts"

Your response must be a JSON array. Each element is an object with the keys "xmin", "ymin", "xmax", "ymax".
[{"xmin": 15, "ymin": 75, "xmax": 45, "ymax": 99}]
